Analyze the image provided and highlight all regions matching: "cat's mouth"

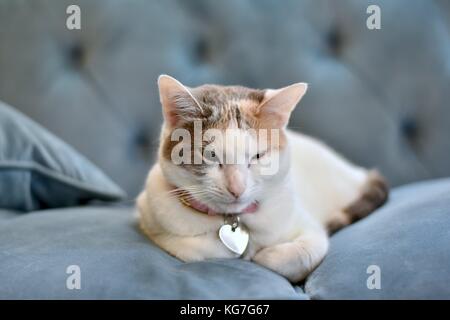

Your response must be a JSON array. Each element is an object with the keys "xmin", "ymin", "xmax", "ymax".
[
  {"xmin": 177, "ymin": 190, "xmax": 258, "ymax": 215},
  {"xmin": 214, "ymin": 200, "xmax": 259, "ymax": 215}
]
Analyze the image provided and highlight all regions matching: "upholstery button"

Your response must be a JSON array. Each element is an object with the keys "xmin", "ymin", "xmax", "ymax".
[
  {"xmin": 132, "ymin": 126, "xmax": 152, "ymax": 159},
  {"xmin": 401, "ymin": 118, "xmax": 419, "ymax": 141},
  {"xmin": 67, "ymin": 43, "xmax": 85, "ymax": 68},
  {"xmin": 193, "ymin": 37, "xmax": 211, "ymax": 63},
  {"xmin": 326, "ymin": 29, "xmax": 343, "ymax": 56}
]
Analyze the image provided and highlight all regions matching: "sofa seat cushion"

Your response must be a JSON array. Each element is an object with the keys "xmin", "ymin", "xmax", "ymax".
[
  {"xmin": 0, "ymin": 206, "xmax": 304, "ymax": 299},
  {"xmin": 1, "ymin": 177, "xmax": 449, "ymax": 299},
  {"xmin": 305, "ymin": 178, "xmax": 450, "ymax": 299}
]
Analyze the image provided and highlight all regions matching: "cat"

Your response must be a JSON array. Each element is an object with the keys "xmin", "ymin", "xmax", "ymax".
[{"xmin": 137, "ymin": 75, "xmax": 388, "ymax": 282}]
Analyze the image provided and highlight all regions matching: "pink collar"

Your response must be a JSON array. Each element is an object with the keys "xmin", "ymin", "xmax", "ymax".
[{"xmin": 176, "ymin": 189, "xmax": 259, "ymax": 216}]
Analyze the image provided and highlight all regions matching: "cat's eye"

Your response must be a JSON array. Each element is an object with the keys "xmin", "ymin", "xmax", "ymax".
[
  {"xmin": 248, "ymin": 151, "xmax": 267, "ymax": 168},
  {"xmin": 203, "ymin": 149, "xmax": 222, "ymax": 167},
  {"xmin": 252, "ymin": 151, "xmax": 266, "ymax": 161}
]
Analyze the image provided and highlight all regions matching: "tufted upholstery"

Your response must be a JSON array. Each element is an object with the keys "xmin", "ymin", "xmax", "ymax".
[{"xmin": 0, "ymin": 0, "xmax": 449, "ymax": 197}]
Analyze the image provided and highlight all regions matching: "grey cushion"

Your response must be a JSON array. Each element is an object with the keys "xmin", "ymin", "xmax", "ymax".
[
  {"xmin": 0, "ymin": 206, "xmax": 305, "ymax": 299},
  {"xmin": 1, "ymin": 0, "xmax": 450, "ymax": 197},
  {"xmin": 1, "ymin": 178, "xmax": 449, "ymax": 299},
  {"xmin": 305, "ymin": 178, "xmax": 450, "ymax": 299},
  {"xmin": 0, "ymin": 101, "xmax": 125, "ymax": 212},
  {"xmin": 0, "ymin": 209, "xmax": 18, "ymax": 220}
]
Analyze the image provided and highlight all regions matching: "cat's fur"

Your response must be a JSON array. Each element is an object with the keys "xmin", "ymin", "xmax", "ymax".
[{"xmin": 137, "ymin": 75, "xmax": 388, "ymax": 282}]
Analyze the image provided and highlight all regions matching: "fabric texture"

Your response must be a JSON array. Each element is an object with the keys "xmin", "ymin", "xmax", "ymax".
[
  {"xmin": 0, "ymin": 207, "xmax": 305, "ymax": 300},
  {"xmin": 1, "ymin": 178, "xmax": 449, "ymax": 299},
  {"xmin": 0, "ymin": 101, "xmax": 125, "ymax": 212},
  {"xmin": 304, "ymin": 177, "xmax": 450, "ymax": 299}
]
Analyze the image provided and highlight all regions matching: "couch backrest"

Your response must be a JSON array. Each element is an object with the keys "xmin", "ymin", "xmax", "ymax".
[{"xmin": 1, "ymin": 0, "xmax": 449, "ymax": 196}]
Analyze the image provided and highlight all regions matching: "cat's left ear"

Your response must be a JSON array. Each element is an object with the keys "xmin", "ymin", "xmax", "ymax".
[
  {"xmin": 255, "ymin": 83, "xmax": 308, "ymax": 128},
  {"xmin": 157, "ymin": 74, "xmax": 203, "ymax": 128}
]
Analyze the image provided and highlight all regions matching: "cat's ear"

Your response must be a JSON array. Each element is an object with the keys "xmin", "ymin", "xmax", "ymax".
[
  {"xmin": 255, "ymin": 83, "xmax": 308, "ymax": 128},
  {"xmin": 157, "ymin": 75, "xmax": 202, "ymax": 128}
]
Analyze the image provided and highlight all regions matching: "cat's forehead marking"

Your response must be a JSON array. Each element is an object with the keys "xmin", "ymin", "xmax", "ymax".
[{"xmin": 192, "ymin": 85, "xmax": 265, "ymax": 130}]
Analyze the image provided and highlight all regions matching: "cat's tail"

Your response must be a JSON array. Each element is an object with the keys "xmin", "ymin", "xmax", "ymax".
[{"xmin": 344, "ymin": 169, "xmax": 389, "ymax": 223}]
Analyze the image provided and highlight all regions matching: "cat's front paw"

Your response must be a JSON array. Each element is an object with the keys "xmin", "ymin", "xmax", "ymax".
[
  {"xmin": 173, "ymin": 251, "xmax": 205, "ymax": 263},
  {"xmin": 252, "ymin": 242, "xmax": 317, "ymax": 282},
  {"xmin": 170, "ymin": 243, "xmax": 239, "ymax": 262}
]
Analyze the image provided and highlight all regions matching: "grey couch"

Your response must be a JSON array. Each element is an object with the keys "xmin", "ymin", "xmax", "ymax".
[{"xmin": 0, "ymin": 0, "xmax": 450, "ymax": 299}]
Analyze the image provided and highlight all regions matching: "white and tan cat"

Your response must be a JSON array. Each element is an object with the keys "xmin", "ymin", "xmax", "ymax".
[{"xmin": 137, "ymin": 75, "xmax": 388, "ymax": 282}]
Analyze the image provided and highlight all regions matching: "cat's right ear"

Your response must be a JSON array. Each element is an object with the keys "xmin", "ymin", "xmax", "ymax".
[{"xmin": 157, "ymin": 75, "xmax": 202, "ymax": 128}]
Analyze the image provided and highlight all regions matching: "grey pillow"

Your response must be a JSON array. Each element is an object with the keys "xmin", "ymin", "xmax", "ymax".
[
  {"xmin": 0, "ymin": 206, "xmax": 305, "ymax": 299},
  {"xmin": 0, "ymin": 101, "xmax": 125, "ymax": 211},
  {"xmin": 304, "ymin": 178, "xmax": 450, "ymax": 299}
]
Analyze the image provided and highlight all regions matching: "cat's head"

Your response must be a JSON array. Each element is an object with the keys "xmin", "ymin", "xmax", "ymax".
[{"xmin": 157, "ymin": 75, "xmax": 307, "ymax": 215}]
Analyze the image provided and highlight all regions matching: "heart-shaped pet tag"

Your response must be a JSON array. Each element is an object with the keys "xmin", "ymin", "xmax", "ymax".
[{"xmin": 219, "ymin": 224, "xmax": 249, "ymax": 256}]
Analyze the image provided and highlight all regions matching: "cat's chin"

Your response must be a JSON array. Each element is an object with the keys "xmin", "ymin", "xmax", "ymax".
[{"xmin": 209, "ymin": 201, "xmax": 259, "ymax": 215}]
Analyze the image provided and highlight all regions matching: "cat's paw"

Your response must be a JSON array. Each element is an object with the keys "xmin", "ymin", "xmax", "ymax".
[
  {"xmin": 171, "ymin": 244, "xmax": 239, "ymax": 262},
  {"xmin": 252, "ymin": 242, "xmax": 318, "ymax": 282},
  {"xmin": 172, "ymin": 250, "xmax": 206, "ymax": 263}
]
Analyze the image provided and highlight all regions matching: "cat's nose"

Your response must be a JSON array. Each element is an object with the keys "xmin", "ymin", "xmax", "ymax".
[
  {"xmin": 227, "ymin": 186, "xmax": 244, "ymax": 199},
  {"xmin": 224, "ymin": 165, "xmax": 246, "ymax": 199}
]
